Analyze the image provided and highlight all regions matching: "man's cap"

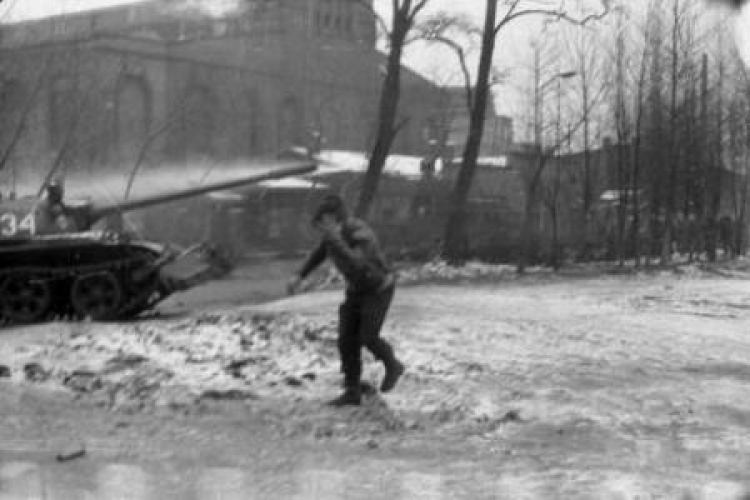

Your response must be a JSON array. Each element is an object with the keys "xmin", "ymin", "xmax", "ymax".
[{"xmin": 313, "ymin": 193, "xmax": 347, "ymax": 222}]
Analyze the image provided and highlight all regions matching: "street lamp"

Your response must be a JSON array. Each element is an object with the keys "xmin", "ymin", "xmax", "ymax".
[
  {"xmin": 533, "ymin": 64, "xmax": 577, "ymax": 150},
  {"xmin": 530, "ymin": 63, "xmax": 575, "ymax": 238}
]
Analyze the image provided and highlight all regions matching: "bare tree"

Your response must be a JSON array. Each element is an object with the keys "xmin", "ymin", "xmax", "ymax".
[
  {"xmin": 626, "ymin": 9, "xmax": 658, "ymax": 268},
  {"xmin": 416, "ymin": 13, "xmax": 479, "ymax": 117},
  {"xmin": 354, "ymin": 0, "xmax": 431, "ymax": 219},
  {"xmin": 609, "ymin": 8, "xmax": 632, "ymax": 266},
  {"xmin": 561, "ymin": 24, "xmax": 608, "ymax": 260},
  {"xmin": 540, "ymin": 85, "xmax": 568, "ymax": 269},
  {"xmin": 441, "ymin": 0, "xmax": 611, "ymax": 265},
  {"xmin": 729, "ymin": 56, "xmax": 750, "ymax": 255}
]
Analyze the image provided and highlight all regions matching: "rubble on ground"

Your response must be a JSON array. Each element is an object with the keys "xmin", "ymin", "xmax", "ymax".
[
  {"xmin": 1, "ymin": 310, "xmax": 503, "ymax": 442},
  {"xmin": 5, "ymin": 313, "xmax": 341, "ymax": 413}
]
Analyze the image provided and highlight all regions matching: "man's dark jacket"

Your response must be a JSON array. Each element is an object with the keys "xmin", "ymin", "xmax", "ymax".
[{"xmin": 298, "ymin": 218, "xmax": 393, "ymax": 293}]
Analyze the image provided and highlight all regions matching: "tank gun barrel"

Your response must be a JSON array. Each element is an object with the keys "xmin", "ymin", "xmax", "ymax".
[{"xmin": 88, "ymin": 161, "xmax": 316, "ymax": 225}]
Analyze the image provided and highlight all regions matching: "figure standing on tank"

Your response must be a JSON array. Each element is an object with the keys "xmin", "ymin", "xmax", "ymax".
[{"xmin": 37, "ymin": 179, "xmax": 74, "ymax": 233}]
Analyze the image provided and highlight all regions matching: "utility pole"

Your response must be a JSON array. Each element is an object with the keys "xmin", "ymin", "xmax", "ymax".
[{"xmin": 534, "ymin": 45, "xmax": 542, "ymax": 149}]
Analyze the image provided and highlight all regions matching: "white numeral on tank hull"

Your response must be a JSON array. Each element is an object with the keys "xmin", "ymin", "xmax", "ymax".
[{"xmin": 0, "ymin": 213, "xmax": 36, "ymax": 236}]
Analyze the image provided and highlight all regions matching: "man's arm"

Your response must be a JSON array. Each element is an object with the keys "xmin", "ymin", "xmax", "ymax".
[
  {"xmin": 324, "ymin": 224, "xmax": 382, "ymax": 273},
  {"xmin": 297, "ymin": 241, "xmax": 327, "ymax": 279}
]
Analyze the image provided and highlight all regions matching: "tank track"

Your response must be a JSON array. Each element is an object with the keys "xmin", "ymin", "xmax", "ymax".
[{"xmin": 0, "ymin": 246, "xmax": 170, "ymax": 327}]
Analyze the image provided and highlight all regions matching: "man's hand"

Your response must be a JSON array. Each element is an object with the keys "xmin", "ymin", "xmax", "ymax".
[
  {"xmin": 286, "ymin": 275, "xmax": 304, "ymax": 296},
  {"xmin": 315, "ymin": 216, "xmax": 342, "ymax": 240}
]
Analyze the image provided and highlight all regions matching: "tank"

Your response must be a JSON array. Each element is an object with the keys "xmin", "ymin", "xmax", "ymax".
[{"xmin": 0, "ymin": 161, "xmax": 316, "ymax": 325}]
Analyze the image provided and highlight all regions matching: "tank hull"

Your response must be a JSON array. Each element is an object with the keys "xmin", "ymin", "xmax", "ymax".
[{"xmin": 0, "ymin": 231, "xmax": 226, "ymax": 325}]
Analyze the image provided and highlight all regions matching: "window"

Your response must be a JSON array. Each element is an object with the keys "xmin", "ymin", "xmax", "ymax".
[
  {"xmin": 342, "ymin": 0, "xmax": 354, "ymax": 36},
  {"xmin": 238, "ymin": 88, "xmax": 260, "ymax": 156},
  {"xmin": 115, "ymin": 75, "xmax": 151, "ymax": 164},
  {"xmin": 277, "ymin": 96, "xmax": 302, "ymax": 152},
  {"xmin": 333, "ymin": 0, "xmax": 341, "ymax": 31},
  {"xmin": 49, "ymin": 77, "xmax": 76, "ymax": 150},
  {"xmin": 0, "ymin": 78, "xmax": 24, "ymax": 142},
  {"xmin": 181, "ymin": 86, "xmax": 218, "ymax": 158},
  {"xmin": 323, "ymin": 0, "xmax": 333, "ymax": 31},
  {"xmin": 0, "ymin": 78, "xmax": 23, "ymax": 118}
]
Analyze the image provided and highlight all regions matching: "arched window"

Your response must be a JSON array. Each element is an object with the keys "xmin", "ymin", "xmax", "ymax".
[
  {"xmin": 322, "ymin": 0, "xmax": 334, "ymax": 31},
  {"xmin": 181, "ymin": 85, "xmax": 218, "ymax": 158},
  {"xmin": 115, "ymin": 75, "xmax": 151, "ymax": 164},
  {"xmin": 319, "ymin": 101, "xmax": 341, "ymax": 147},
  {"xmin": 0, "ymin": 78, "xmax": 21, "ymax": 114},
  {"xmin": 49, "ymin": 76, "xmax": 76, "ymax": 150},
  {"xmin": 0, "ymin": 78, "xmax": 23, "ymax": 136},
  {"xmin": 277, "ymin": 96, "xmax": 302, "ymax": 152},
  {"xmin": 238, "ymin": 88, "xmax": 260, "ymax": 156}
]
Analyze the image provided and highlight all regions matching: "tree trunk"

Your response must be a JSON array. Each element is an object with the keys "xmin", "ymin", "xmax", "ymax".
[
  {"xmin": 354, "ymin": 7, "xmax": 411, "ymax": 219},
  {"xmin": 581, "ymin": 96, "xmax": 592, "ymax": 260},
  {"xmin": 517, "ymin": 155, "xmax": 546, "ymax": 273},
  {"xmin": 550, "ymin": 200, "xmax": 560, "ymax": 270},
  {"xmin": 442, "ymin": 0, "xmax": 498, "ymax": 264},
  {"xmin": 632, "ymin": 137, "xmax": 645, "ymax": 266}
]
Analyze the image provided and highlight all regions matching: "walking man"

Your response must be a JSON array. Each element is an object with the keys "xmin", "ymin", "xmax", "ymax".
[{"xmin": 288, "ymin": 194, "xmax": 405, "ymax": 406}]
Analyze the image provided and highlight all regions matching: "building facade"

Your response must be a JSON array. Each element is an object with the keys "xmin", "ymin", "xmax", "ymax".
[{"xmin": 0, "ymin": 0, "xmax": 443, "ymax": 188}]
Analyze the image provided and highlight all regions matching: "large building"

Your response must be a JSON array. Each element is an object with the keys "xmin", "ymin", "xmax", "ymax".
[
  {"xmin": 0, "ymin": 0, "xmax": 443, "ymax": 188},
  {"xmin": 439, "ymin": 86, "xmax": 514, "ymax": 158}
]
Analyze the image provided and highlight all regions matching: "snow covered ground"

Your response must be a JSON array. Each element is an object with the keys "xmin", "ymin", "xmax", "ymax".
[{"xmin": 3, "ymin": 262, "xmax": 750, "ymax": 498}]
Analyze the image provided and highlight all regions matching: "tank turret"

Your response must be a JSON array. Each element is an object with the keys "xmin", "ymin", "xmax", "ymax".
[{"xmin": 0, "ymin": 160, "xmax": 316, "ymax": 325}]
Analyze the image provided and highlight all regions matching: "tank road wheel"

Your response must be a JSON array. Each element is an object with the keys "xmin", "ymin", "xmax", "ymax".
[
  {"xmin": 70, "ymin": 272, "xmax": 123, "ymax": 321},
  {"xmin": 1, "ymin": 274, "xmax": 53, "ymax": 324}
]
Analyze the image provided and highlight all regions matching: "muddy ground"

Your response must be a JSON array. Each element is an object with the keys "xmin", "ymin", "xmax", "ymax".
[{"xmin": 3, "ymin": 259, "xmax": 750, "ymax": 498}]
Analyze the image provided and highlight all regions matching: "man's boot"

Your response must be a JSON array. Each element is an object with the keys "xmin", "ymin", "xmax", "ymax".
[
  {"xmin": 340, "ymin": 380, "xmax": 377, "ymax": 395},
  {"xmin": 380, "ymin": 359, "xmax": 405, "ymax": 393},
  {"xmin": 327, "ymin": 387, "xmax": 361, "ymax": 407}
]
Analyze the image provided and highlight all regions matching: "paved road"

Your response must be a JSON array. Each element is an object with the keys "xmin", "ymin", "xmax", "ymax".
[{"xmin": 158, "ymin": 258, "xmax": 300, "ymax": 314}]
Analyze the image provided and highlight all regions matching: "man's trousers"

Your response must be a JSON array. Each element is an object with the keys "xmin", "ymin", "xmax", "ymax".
[{"xmin": 338, "ymin": 283, "xmax": 396, "ymax": 389}]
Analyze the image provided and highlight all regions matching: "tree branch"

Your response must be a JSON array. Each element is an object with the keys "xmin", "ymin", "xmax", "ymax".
[
  {"xmin": 124, "ymin": 114, "xmax": 181, "ymax": 200},
  {"xmin": 422, "ymin": 34, "xmax": 474, "ymax": 110},
  {"xmin": 495, "ymin": 0, "xmax": 611, "ymax": 36},
  {"xmin": 407, "ymin": 0, "xmax": 432, "ymax": 24},
  {"xmin": 394, "ymin": 115, "xmax": 411, "ymax": 135},
  {"xmin": 417, "ymin": 13, "xmax": 480, "ymax": 110}
]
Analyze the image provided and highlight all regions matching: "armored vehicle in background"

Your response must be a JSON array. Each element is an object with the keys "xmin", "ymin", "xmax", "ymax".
[{"xmin": 0, "ymin": 161, "xmax": 316, "ymax": 325}]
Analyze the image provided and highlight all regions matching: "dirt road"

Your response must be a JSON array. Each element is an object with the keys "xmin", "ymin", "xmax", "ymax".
[{"xmin": 3, "ymin": 266, "xmax": 750, "ymax": 498}]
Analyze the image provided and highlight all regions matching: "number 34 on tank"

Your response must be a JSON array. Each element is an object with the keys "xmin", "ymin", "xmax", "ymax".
[{"xmin": 0, "ymin": 210, "xmax": 37, "ymax": 237}]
